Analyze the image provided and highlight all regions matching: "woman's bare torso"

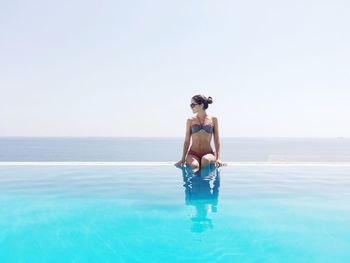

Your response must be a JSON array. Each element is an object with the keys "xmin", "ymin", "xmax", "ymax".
[{"xmin": 189, "ymin": 115, "xmax": 214, "ymax": 153}]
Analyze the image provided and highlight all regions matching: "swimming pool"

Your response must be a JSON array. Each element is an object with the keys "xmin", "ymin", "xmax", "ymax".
[{"xmin": 0, "ymin": 164, "xmax": 349, "ymax": 262}]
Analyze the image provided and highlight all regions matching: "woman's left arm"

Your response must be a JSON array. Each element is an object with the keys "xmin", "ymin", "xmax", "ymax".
[{"xmin": 213, "ymin": 117, "xmax": 220, "ymax": 161}]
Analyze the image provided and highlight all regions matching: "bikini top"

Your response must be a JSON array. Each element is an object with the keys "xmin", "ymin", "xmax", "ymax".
[{"xmin": 191, "ymin": 115, "xmax": 214, "ymax": 134}]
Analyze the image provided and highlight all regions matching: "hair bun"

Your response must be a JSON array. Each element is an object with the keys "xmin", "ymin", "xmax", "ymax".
[{"xmin": 207, "ymin": 96, "xmax": 213, "ymax": 104}]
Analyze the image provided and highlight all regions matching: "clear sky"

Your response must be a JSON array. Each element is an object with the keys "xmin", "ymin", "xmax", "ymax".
[{"xmin": 1, "ymin": 0, "xmax": 349, "ymax": 137}]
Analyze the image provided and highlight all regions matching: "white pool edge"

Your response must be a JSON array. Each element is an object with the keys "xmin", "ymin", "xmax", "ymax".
[{"xmin": 1, "ymin": 161, "xmax": 350, "ymax": 166}]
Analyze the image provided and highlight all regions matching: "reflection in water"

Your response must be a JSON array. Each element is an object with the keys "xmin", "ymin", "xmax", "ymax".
[{"xmin": 179, "ymin": 164, "xmax": 221, "ymax": 233}]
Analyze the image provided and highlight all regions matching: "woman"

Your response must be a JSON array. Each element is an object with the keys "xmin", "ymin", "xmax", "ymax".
[{"xmin": 175, "ymin": 94, "xmax": 224, "ymax": 170}]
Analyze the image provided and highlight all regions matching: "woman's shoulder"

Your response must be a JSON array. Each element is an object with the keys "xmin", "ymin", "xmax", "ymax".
[
  {"xmin": 207, "ymin": 115, "xmax": 217, "ymax": 122},
  {"xmin": 186, "ymin": 115, "xmax": 217, "ymax": 121},
  {"xmin": 208, "ymin": 116, "xmax": 218, "ymax": 127},
  {"xmin": 186, "ymin": 116, "xmax": 196, "ymax": 126}
]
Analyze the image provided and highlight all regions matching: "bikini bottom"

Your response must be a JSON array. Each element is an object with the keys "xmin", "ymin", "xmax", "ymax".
[{"xmin": 188, "ymin": 149, "xmax": 215, "ymax": 160}]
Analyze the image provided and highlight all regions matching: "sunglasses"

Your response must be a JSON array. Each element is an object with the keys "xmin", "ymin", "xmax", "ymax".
[{"xmin": 190, "ymin": 103, "xmax": 199, "ymax": 108}]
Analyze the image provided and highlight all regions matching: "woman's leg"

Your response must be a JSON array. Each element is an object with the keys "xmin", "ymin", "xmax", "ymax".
[
  {"xmin": 199, "ymin": 153, "xmax": 216, "ymax": 178},
  {"xmin": 200, "ymin": 153, "xmax": 216, "ymax": 169},
  {"xmin": 185, "ymin": 153, "xmax": 200, "ymax": 171}
]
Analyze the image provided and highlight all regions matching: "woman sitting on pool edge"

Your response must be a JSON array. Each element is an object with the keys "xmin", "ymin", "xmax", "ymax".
[{"xmin": 175, "ymin": 94, "xmax": 225, "ymax": 172}]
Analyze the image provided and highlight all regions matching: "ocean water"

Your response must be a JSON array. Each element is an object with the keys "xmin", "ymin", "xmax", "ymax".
[
  {"xmin": 0, "ymin": 165, "xmax": 349, "ymax": 262},
  {"xmin": 0, "ymin": 137, "xmax": 350, "ymax": 162}
]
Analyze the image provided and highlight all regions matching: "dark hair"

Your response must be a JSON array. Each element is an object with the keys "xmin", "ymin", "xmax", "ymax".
[{"xmin": 192, "ymin": 94, "xmax": 213, "ymax": 110}]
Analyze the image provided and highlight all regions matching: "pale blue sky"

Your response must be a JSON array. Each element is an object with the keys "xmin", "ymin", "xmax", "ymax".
[{"xmin": 1, "ymin": 0, "xmax": 349, "ymax": 137}]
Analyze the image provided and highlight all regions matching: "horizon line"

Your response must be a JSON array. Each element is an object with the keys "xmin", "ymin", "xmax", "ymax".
[
  {"xmin": 1, "ymin": 161, "xmax": 350, "ymax": 166},
  {"xmin": 0, "ymin": 136, "xmax": 348, "ymax": 139}
]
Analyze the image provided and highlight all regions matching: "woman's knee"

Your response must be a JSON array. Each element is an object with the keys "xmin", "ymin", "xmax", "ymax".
[
  {"xmin": 185, "ymin": 156, "xmax": 200, "ymax": 169},
  {"xmin": 201, "ymin": 155, "xmax": 215, "ymax": 166}
]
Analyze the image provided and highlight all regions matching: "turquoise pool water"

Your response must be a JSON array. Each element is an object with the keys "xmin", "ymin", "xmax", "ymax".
[{"xmin": 0, "ymin": 165, "xmax": 349, "ymax": 262}]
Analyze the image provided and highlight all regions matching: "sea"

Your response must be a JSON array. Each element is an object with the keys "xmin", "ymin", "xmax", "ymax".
[{"xmin": 0, "ymin": 137, "xmax": 349, "ymax": 162}]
